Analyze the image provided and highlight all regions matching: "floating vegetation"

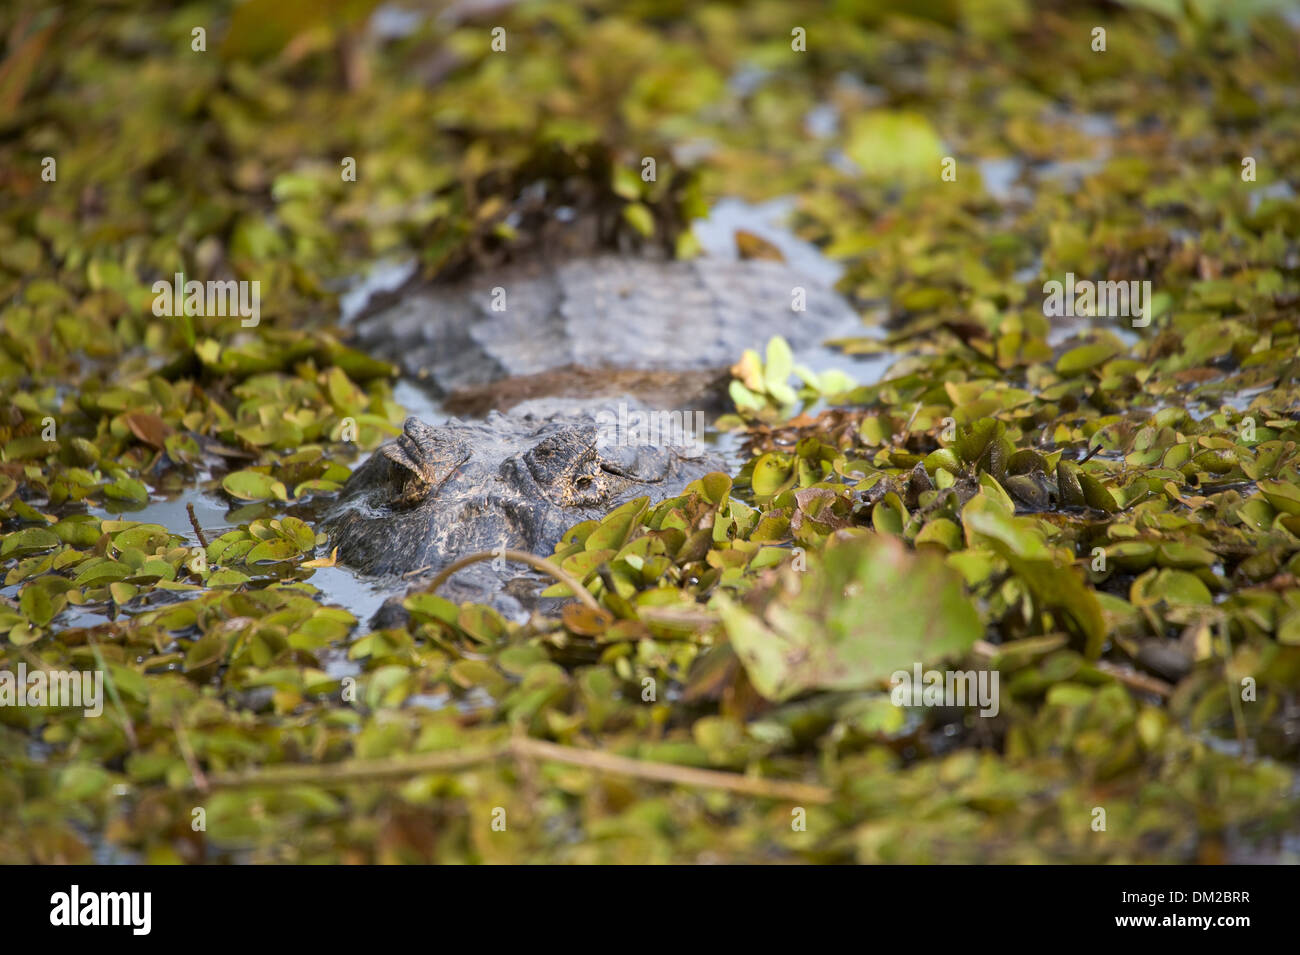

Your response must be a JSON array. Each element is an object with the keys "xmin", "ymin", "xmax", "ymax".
[{"xmin": 1, "ymin": 0, "xmax": 1298, "ymax": 864}]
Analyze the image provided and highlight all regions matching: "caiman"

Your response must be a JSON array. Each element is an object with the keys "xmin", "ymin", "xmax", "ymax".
[
  {"xmin": 325, "ymin": 253, "xmax": 860, "ymax": 616},
  {"xmin": 348, "ymin": 254, "xmax": 859, "ymax": 413}
]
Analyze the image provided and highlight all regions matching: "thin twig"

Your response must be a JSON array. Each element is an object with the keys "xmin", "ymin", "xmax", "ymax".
[
  {"xmin": 635, "ymin": 606, "xmax": 721, "ymax": 629},
  {"xmin": 511, "ymin": 725, "xmax": 540, "ymax": 821},
  {"xmin": 1078, "ymin": 443, "xmax": 1104, "ymax": 464},
  {"xmin": 421, "ymin": 548, "xmax": 602, "ymax": 612},
  {"xmin": 975, "ymin": 640, "xmax": 1172, "ymax": 698},
  {"xmin": 903, "ymin": 399, "xmax": 922, "ymax": 433},
  {"xmin": 1095, "ymin": 660, "xmax": 1173, "ymax": 699},
  {"xmin": 172, "ymin": 717, "xmax": 209, "ymax": 793},
  {"xmin": 197, "ymin": 736, "xmax": 832, "ymax": 804},
  {"xmin": 186, "ymin": 502, "xmax": 208, "ymax": 549},
  {"xmin": 201, "ymin": 742, "xmax": 509, "ymax": 789},
  {"xmin": 1220, "ymin": 619, "xmax": 1248, "ymax": 750},
  {"xmin": 85, "ymin": 634, "xmax": 138, "ymax": 749},
  {"xmin": 892, "ymin": 400, "xmax": 922, "ymax": 446},
  {"xmin": 17, "ymin": 647, "xmax": 55, "ymax": 673},
  {"xmin": 513, "ymin": 738, "xmax": 833, "ymax": 804}
]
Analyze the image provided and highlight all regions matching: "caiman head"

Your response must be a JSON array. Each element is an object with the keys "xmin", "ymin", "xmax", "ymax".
[{"xmin": 322, "ymin": 413, "xmax": 720, "ymax": 579}]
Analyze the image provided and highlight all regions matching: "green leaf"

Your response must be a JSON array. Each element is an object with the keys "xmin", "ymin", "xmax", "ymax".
[
  {"xmin": 57, "ymin": 765, "xmax": 112, "ymax": 801},
  {"xmin": 73, "ymin": 559, "xmax": 132, "ymax": 587},
  {"xmin": 845, "ymin": 111, "xmax": 946, "ymax": 185},
  {"xmin": 963, "ymin": 494, "xmax": 1105, "ymax": 658},
  {"xmin": 622, "ymin": 202, "xmax": 655, "ymax": 237},
  {"xmin": 585, "ymin": 498, "xmax": 648, "ymax": 552},
  {"xmin": 751, "ymin": 453, "xmax": 794, "ymax": 500},
  {"xmin": 763, "ymin": 336, "xmax": 794, "ymax": 393},
  {"xmin": 0, "ymin": 527, "xmax": 60, "ymax": 558},
  {"xmin": 222, "ymin": 470, "xmax": 289, "ymax": 502},
  {"xmin": 19, "ymin": 584, "xmax": 55, "ymax": 626},
  {"xmin": 719, "ymin": 533, "xmax": 983, "ymax": 702},
  {"xmin": 1056, "ymin": 342, "xmax": 1121, "ymax": 376},
  {"xmin": 245, "ymin": 538, "xmax": 301, "ymax": 563},
  {"xmin": 1258, "ymin": 480, "xmax": 1300, "ymax": 516}
]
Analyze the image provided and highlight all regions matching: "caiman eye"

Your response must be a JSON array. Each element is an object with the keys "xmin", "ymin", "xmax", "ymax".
[
  {"xmin": 521, "ymin": 426, "xmax": 616, "ymax": 507},
  {"xmin": 562, "ymin": 467, "xmax": 609, "ymax": 506},
  {"xmin": 524, "ymin": 427, "xmax": 597, "ymax": 484},
  {"xmin": 390, "ymin": 465, "xmax": 431, "ymax": 508}
]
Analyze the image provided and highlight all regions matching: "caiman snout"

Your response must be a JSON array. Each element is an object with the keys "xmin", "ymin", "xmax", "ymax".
[{"xmin": 321, "ymin": 410, "xmax": 724, "ymax": 583}]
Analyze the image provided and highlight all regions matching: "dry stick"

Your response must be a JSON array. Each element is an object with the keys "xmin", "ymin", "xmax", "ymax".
[
  {"xmin": 202, "ymin": 742, "xmax": 509, "ymax": 790},
  {"xmin": 85, "ymin": 634, "xmax": 138, "ymax": 749},
  {"xmin": 1094, "ymin": 661, "xmax": 1173, "ymax": 699},
  {"xmin": 512, "ymin": 738, "xmax": 832, "ymax": 804},
  {"xmin": 199, "ymin": 737, "xmax": 832, "ymax": 804},
  {"xmin": 186, "ymin": 502, "xmax": 208, "ymax": 549},
  {"xmin": 1219, "ymin": 619, "xmax": 1248, "ymax": 750},
  {"xmin": 903, "ymin": 399, "xmax": 922, "ymax": 434},
  {"xmin": 635, "ymin": 606, "xmax": 720, "ymax": 629},
  {"xmin": 974, "ymin": 640, "xmax": 1172, "ymax": 698},
  {"xmin": 17, "ymin": 647, "xmax": 54, "ymax": 672},
  {"xmin": 421, "ymin": 548, "xmax": 602, "ymax": 613},
  {"xmin": 511, "ymin": 726, "xmax": 541, "ymax": 817},
  {"xmin": 891, "ymin": 400, "xmax": 922, "ymax": 446},
  {"xmin": 172, "ymin": 717, "xmax": 209, "ymax": 793}
]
